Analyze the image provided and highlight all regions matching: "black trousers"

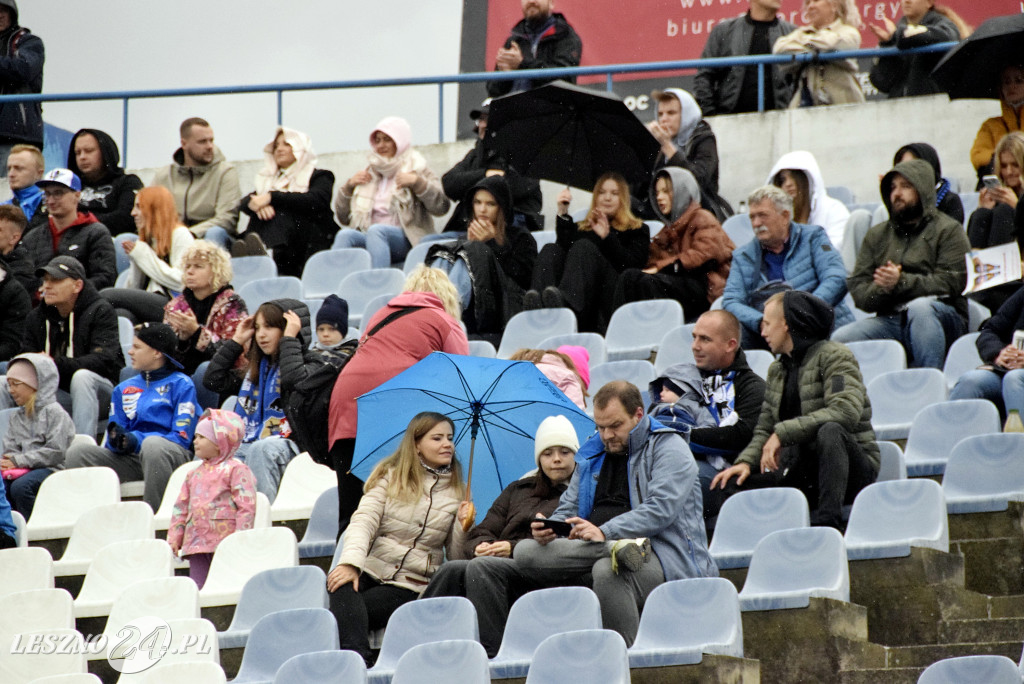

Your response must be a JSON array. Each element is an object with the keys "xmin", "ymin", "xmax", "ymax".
[
  {"xmin": 613, "ymin": 268, "xmax": 711, "ymax": 323},
  {"xmin": 329, "ymin": 438, "xmax": 366, "ymax": 538},
  {"xmin": 532, "ymin": 240, "xmax": 619, "ymax": 333},
  {"xmin": 329, "ymin": 572, "xmax": 418, "ymax": 665}
]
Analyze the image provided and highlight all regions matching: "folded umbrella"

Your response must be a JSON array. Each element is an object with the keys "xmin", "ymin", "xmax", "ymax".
[{"xmin": 932, "ymin": 14, "xmax": 1024, "ymax": 100}]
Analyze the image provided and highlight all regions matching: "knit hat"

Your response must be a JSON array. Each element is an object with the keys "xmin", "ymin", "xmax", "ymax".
[
  {"xmin": 316, "ymin": 294, "xmax": 349, "ymax": 332},
  {"xmin": 134, "ymin": 322, "xmax": 184, "ymax": 369},
  {"xmin": 195, "ymin": 409, "xmax": 246, "ymax": 462},
  {"xmin": 557, "ymin": 345, "xmax": 590, "ymax": 390},
  {"xmin": 534, "ymin": 415, "xmax": 580, "ymax": 463},
  {"xmin": 6, "ymin": 359, "xmax": 37, "ymax": 390}
]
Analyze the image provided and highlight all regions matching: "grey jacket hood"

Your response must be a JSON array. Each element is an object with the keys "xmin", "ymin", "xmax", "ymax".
[
  {"xmin": 649, "ymin": 362, "xmax": 717, "ymax": 429},
  {"xmin": 9, "ymin": 352, "xmax": 59, "ymax": 406},
  {"xmin": 651, "ymin": 167, "xmax": 701, "ymax": 223},
  {"xmin": 0, "ymin": 0, "xmax": 18, "ymax": 26},
  {"xmin": 880, "ymin": 159, "xmax": 937, "ymax": 219}
]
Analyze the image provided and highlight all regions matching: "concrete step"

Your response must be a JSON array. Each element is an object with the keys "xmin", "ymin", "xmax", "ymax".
[
  {"xmin": 949, "ymin": 503, "xmax": 1024, "ymax": 542},
  {"xmin": 952, "ymin": 537, "xmax": 1024, "ymax": 596},
  {"xmin": 886, "ymin": 640, "xmax": 1023, "ymax": 667},
  {"xmin": 940, "ymin": 617, "xmax": 1024, "ymax": 644},
  {"xmin": 838, "ymin": 667, "xmax": 922, "ymax": 684},
  {"xmin": 989, "ymin": 594, "xmax": 1024, "ymax": 618}
]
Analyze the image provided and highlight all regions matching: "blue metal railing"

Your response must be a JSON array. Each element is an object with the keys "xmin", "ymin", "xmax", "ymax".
[{"xmin": 0, "ymin": 42, "xmax": 956, "ymax": 166}]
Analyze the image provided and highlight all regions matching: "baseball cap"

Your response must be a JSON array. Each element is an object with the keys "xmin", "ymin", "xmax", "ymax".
[
  {"xmin": 35, "ymin": 255, "xmax": 87, "ymax": 281},
  {"xmin": 36, "ymin": 168, "xmax": 82, "ymax": 192},
  {"xmin": 134, "ymin": 322, "xmax": 184, "ymax": 370}
]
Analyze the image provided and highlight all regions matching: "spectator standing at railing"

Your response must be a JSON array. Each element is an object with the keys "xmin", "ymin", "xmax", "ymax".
[
  {"xmin": 693, "ymin": 0, "xmax": 795, "ymax": 115},
  {"xmin": 0, "ymin": 0, "xmax": 43, "ymax": 177},
  {"xmin": 486, "ymin": 0, "xmax": 582, "ymax": 98}
]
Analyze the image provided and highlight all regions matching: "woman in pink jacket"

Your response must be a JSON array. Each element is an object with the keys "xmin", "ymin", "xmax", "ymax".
[{"xmin": 167, "ymin": 409, "xmax": 257, "ymax": 588}]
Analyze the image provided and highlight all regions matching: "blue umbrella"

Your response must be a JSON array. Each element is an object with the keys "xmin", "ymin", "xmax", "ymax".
[{"xmin": 352, "ymin": 352, "xmax": 594, "ymax": 524}]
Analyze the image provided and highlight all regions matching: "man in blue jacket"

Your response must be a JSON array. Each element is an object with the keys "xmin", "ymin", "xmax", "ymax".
[
  {"xmin": 65, "ymin": 322, "xmax": 198, "ymax": 511},
  {"xmin": 513, "ymin": 381, "xmax": 717, "ymax": 646},
  {"xmin": 723, "ymin": 185, "xmax": 852, "ymax": 349}
]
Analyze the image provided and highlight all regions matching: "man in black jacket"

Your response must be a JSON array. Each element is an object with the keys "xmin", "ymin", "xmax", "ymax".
[
  {"xmin": 0, "ymin": 204, "xmax": 34, "ymax": 296},
  {"xmin": 0, "ymin": 0, "xmax": 43, "ymax": 175},
  {"xmin": 486, "ymin": 0, "xmax": 582, "ymax": 98}
]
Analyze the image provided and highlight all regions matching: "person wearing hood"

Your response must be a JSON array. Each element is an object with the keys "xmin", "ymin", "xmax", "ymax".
[
  {"xmin": 67, "ymin": 129, "xmax": 144, "ymax": 236},
  {"xmin": 833, "ymin": 159, "xmax": 971, "ymax": 369},
  {"xmin": 427, "ymin": 175, "xmax": 537, "ymax": 336},
  {"xmin": 712, "ymin": 291, "xmax": 878, "ymax": 530},
  {"xmin": 0, "ymin": 204, "xmax": 32, "ymax": 296},
  {"xmin": 13, "ymin": 256, "xmax": 124, "ymax": 438},
  {"xmin": 614, "ymin": 167, "xmax": 734, "ymax": 321},
  {"xmin": 767, "ymin": 150, "xmax": 851, "ymax": 251},
  {"xmin": 241, "ymin": 126, "xmax": 336, "ymax": 277},
  {"xmin": 64, "ymin": 322, "xmax": 197, "ymax": 512},
  {"xmin": 0, "ymin": 206, "xmax": 29, "ymax": 362},
  {"xmin": 971, "ymin": 64, "xmax": 1024, "ymax": 186},
  {"xmin": 0, "ymin": 353, "xmax": 74, "ymax": 518},
  {"xmin": 893, "ymin": 142, "xmax": 964, "ymax": 225},
  {"xmin": 647, "ymin": 89, "xmax": 732, "ymax": 221},
  {"xmin": 772, "ymin": 0, "xmax": 864, "ymax": 108},
  {"xmin": 333, "ymin": 116, "xmax": 450, "ymax": 269},
  {"xmin": 3, "ymin": 144, "xmax": 46, "ymax": 235},
  {"xmin": 867, "ymin": 0, "xmax": 963, "ymax": 99},
  {"xmin": 507, "ymin": 348, "xmax": 587, "ymax": 410},
  {"xmin": 0, "ymin": 0, "xmax": 44, "ymax": 168},
  {"xmin": 151, "ymin": 118, "xmax": 241, "ymax": 250},
  {"xmin": 485, "ymin": 0, "xmax": 582, "ymax": 97},
  {"xmin": 22, "ymin": 168, "xmax": 117, "ymax": 293}
]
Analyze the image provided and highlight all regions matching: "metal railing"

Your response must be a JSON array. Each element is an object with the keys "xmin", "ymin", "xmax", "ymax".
[{"xmin": 0, "ymin": 42, "xmax": 956, "ymax": 166}]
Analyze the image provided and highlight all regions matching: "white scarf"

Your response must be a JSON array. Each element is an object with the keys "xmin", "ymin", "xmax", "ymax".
[
  {"xmin": 253, "ymin": 126, "xmax": 317, "ymax": 194},
  {"xmin": 348, "ymin": 148, "xmax": 429, "ymax": 232}
]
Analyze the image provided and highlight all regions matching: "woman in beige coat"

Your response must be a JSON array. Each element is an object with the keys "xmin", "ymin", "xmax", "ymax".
[
  {"xmin": 327, "ymin": 411, "xmax": 472, "ymax": 665},
  {"xmin": 773, "ymin": 0, "xmax": 864, "ymax": 107}
]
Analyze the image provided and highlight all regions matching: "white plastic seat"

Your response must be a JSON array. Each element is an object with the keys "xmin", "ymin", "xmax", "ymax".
[
  {"xmin": 0, "ymin": 588, "xmax": 73, "ymax": 642},
  {"xmin": 230, "ymin": 608, "xmax": 339, "ymax": 684},
  {"xmin": 653, "ymin": 324, "xmax": 695, "ymax": 374},
  {"xmin": 867, "ymin": 368, "xmax": 947, "ymax": 441},
  {"xmin": 393, "ymin": 640, "xmax": 490, "ymax": 684},
  {"xmin": 153, "ymin": 460, "xmax": 201, "ymax": 531},
  {"xmin": 73, "ymin": 539, "xmax": 173, "ymax": 618},
  {"xmin": 299, "ymin": 489, "xmax": 339, "ymax": 559},
  {"xmin": 845, "ymin": 339, "xmax": 907, "ymax": 387},
  {"xmin": 404, "ymin": 239, "xmax": 453, "ymax": 275},
  {"xmin": 942, "ymin": 433, "xmax": 1024, "ymax": 514},
  {"xmin": 339, "ymin": 269, "xmax": 406, "ymax": 328},
  {"xmin": 840, "ymin": 209, "xmax": 872, "ymax": 273},
  {"xmin": 738, "ymin": 527, "xmax": 849, "ymax": 611},
  {"xmin": 254, "ymin": 492, "xmax": 271, "ymax": 528},
  {"xmin": 919, "ymin": 654, "xmax": 1020, "ymax": 684},
  {"xmin": 605, "ymin": 300, "xmax": 683, "ymax": 361},
  {"xmin": 302, "ymin": 249, "xmax": 372, "ymax": 299},
  {"xmin": 26, "ymin": 467, "xmax": 121, "ymax": 542},
  {"xmin": 198, "ymin": 527, "xmax": 298, "ymax": 608},
  {"xmin": 524, "ymin": 630, "xmax": 630, "ymax": 684},
  {"xmin": 845, "ymin": 479, "xmax": 948, "ymax": 560},
  {"xmin": 30, "ymin": 675, "xmax": 103, "ymax": 684},
  {"xmin": 11, "ymin": 509, "xmax": 25, "ymax": 546},
  {"xmin": 270, "ymin": 452, "xmax": 338, "ymax": 522},
  {"xmin": 497, "ymin": 308, "xmax": 577, "ymax": 359},
  {"xmin": 588, "ymin": 361, "xmax": 656, "ymax": 405},
  {"xmin": 118, "ymin": 316, "xmax": 134, "ymax": 356},
  {"xmin": 98, "ymin": 578, "xmax": 200, "ymax": 662},
  {"xmin": 0, "ymin": 629, "xmax": 87, "ymax": 683},
  {"xmin": 537, "ymin": 332, "xmax": 608, "ymax": 366},
  {"xmin": 628, "ymin": 577, "xmax": 743, "ymax": 668},
  {"xmin": 489, "ymin": 586, "xmax": 601, "ymax": 679},
  {"xmin": 467, "ymin": 340, "xmax": 497, "ymax": 358},
  {"xmin": 361, "ymin": 292, "xmax": 397, "ymax": 332},
  {"xmin": 722, "ymin": 213, "xmax": 753, "ymax": 249},
  {"xmin": 903, "ymin": 399, "xmax": 1001, "ymax": 476},
  {"xmin": 960, "ymin": 193, "xmax": 981, "ymax": 227},
  {"xmin": 136, "ymin": 662, "xmax": 226, "ymax": 684},
  {"xmin": 943, "ymin": 332, "xmax": 982, "ymax": 391},
  {"xmin": 217, "ymin": 566, "xmax": 328, "ymax": 650},
  {"xmin": 272, "ymin": 650, "xmax": 367, "ymax": 684},
  {"xmin": 709, "ymin": 488, "xmax": 809, "ymax": 570},
  {"xmin": 230, "ymin": 256, "xmax": 277, "ymax": 290},
  {"xmin": 826, "ymin": 185, "xmax": 855, "ymax": 206},
  {"xmin": 53, "ymin": 502, "xmax": 155, "ymax": 577},
  {"xmin": 236, "ymin": 276, "xmax": 303, "ymax": 313},
  {"xmin": 968, "ymin": 299, "xmax": 990, "ymax": 333},
  {"xmin": 0, "ymin": 547, "xmax": 54, "ymax": 599},
  {"xmin": 368, "ymin": 597, "xmax": 478, "ymax": 683},
  {"xmin": 116, "ymin": 618, "xmax": 220, "ymax": 684},
  {"xmin": 745, "ymin": 349, "xmax": 775, "ymax": 380},
  {"xmin": 876, "ymin": 441, "xmax": 906, "ymax": 481},
  {"xmin": 532, "ymin": 231, "xmax": 557, "ymax": 251}
]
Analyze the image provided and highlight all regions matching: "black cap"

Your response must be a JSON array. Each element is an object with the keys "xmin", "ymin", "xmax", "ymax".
[
  {"xmin": 134, "ymin": 322, "xmax": 184, "ymax": 370},
  {"xmin": 36, "ymin": 256, "xmax": 87, "ymax": 282}
]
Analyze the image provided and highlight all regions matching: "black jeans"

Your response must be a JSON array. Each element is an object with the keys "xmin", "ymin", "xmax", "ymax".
[
  {"xmin": 329, "ymin": 573, "xmax": 418, "ymax": 665},
  {"xmin": 329, "ymin": 438, "xmax": 366, "ymax": 538}
]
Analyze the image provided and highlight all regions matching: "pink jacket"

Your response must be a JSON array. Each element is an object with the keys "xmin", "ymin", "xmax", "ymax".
[
  {"xmin": 536, "ymin": 354, "xmax": 586, "ymax": 410},
  {"xmin": 166, "ymin": 457, "xmax": 257, "ymax": 556}
]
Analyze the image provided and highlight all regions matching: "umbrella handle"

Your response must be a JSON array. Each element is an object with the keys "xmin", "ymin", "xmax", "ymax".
[{"xmin": 461, "ymin": 434, "xmax": 476, "ymax": 531}]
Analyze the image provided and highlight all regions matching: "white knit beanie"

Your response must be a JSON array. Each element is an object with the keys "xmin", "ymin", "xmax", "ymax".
[{"xmin": 534, "ymin": 415, "xmax": 580, "ymax": 464}]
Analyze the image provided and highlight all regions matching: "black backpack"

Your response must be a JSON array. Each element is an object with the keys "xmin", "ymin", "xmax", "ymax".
[{"xmin": 284, "ymin": 340, "xmax": 358, "ymax": 466}]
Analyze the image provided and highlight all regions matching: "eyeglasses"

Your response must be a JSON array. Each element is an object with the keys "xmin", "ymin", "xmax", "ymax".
[{"xmin": 7, "ymin": 379, "xmax": 26, "ymax": 388}]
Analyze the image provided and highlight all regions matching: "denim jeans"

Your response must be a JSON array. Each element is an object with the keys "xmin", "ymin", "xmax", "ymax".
[
  {"xmin": 429, "ymin": 257, "xmax": 472, "ymax": 309},
  {"xmin": 201, "ymin": 226, "xmax": 233, "ymax": 251},
  {"xmin": 7, "ymin": 467, "xmax": 53, "ymax": 519},
  {"xmin": 831, "ymin": 297, "xmax": 965, "ymax": 369},
  {"xmin": 235, "ymin": 436, "xmax": 300, "ymax": 503},
  {"xmin": 333, "ymin": 224, "xmax": 411, "ymax": 268},
  {"xmin": 950, "ymin": 368, "xmax": 1024, "ymax": 417}
]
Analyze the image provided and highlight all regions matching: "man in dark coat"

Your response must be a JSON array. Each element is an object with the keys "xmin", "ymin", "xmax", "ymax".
[
  {"xmin": 66, "ymin": 128, "xmax": 144, "ymax": 237},
  {"xmin": 486, "ymin": 0, "xmax": 582, "ymax": 97},
  {"xmin": 0, "ymin": 0, "xmax": 43, "ymax": 173}
]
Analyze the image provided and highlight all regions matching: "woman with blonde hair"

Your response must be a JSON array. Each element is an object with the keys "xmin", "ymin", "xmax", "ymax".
[
  {"xmin": 102, "ymin": 186, "xmax": 195, "ymax": 323},
  {"xmin": 971, "ymin": 64, "xmax": 1024, "ymax": 186},
  {"xmin": 773, "ymin": 0, "xmax": 864, "ymax": 107},
  {"xmin": 328, "ymin": 266, "xmax": 469, "ymax": 534}
]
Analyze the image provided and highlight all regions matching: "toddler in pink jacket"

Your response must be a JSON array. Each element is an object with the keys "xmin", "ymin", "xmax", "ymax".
[{"xmin": 167, "ymin": 409, "xmax": 257, "ymax": 588}]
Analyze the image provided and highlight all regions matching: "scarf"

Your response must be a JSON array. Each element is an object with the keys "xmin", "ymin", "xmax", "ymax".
[
  {"xmin": 236, "ymin": 357, "xmax": 287, "ymax": 442},
  {"xmin": 254, "ymin": 126, "xmax": 317, "ymax": 194},
  {"xmin": 10, "ymin": 185, "xmax": 43, "ymax": 220},
  {"xmin": 348, "ymin": 148, "xmax": 429, "ymax": 231}
]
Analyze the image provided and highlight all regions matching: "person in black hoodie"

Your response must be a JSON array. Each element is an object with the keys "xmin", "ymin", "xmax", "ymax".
[
  {"xmin": 893, "ymin": 142, "xmax": 963, "ymax": 225},
  {"xmin": 486, "ymin": 0, "xmax": 582, "ymax": 97},
  {"xmin": 0, "ymin": 203, "xmax": 34, "ymax": 296},
  {"xmin": 66, "ymin": 129, "xmax": 144, "ymax": 237},
  {"xmin": 868, "ymin": 1, "xmax": 961, "ymax": 98},
  {"xmin": 0, "ymin": 0, "xmax": 43, "ymax": 169}
]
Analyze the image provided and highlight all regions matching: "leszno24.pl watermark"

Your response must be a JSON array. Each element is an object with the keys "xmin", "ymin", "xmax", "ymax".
[{"xmin": 10, "ymin": 617, "xmax": 212, "ymax": 673}]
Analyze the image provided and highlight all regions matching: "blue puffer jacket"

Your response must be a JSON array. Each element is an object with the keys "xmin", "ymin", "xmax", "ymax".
[
  {"xmin": 551, "ymin": 415, "xmax": 718, "ymax": 581},
  {"xmin": 723, "ymin": 220, "xmax": 852, "ymax": 335}
]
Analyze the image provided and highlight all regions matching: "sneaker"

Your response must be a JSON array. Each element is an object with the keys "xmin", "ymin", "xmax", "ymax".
[
  {"xmin": 610, "ymin": 538, "xmax": 651, "ymax": 574},
  {"xmin": 541, "ymin": 286, "xmax": 566, "ymax": 309},
  {"xmin": 522, "ymin": 289, "xmax": 542, "ymax": 311}
]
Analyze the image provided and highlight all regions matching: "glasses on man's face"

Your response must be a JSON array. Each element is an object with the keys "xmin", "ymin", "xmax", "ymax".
[{"xmin": 43, "ymin": 189, "xmax": 70, "ymax": 199}]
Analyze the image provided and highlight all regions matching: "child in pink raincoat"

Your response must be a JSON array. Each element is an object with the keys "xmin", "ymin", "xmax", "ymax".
[{"xmin": 167, "ymin": 408, "xmax": 257, "ymax": 588}]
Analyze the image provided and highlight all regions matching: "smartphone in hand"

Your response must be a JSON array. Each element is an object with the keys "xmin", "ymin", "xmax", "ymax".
[{"xmin": 533, "ymin": 517, "xmax": 573, "ymax": 537}]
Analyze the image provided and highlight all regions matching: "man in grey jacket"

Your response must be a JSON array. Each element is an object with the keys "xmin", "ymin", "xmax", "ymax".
[{"xmin": 513, "ymin": 381, "xmax": 717, "ymax": 646}]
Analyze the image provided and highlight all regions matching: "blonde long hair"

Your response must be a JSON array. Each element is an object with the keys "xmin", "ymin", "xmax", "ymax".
[
  {"xmin": 364, "ymin": 412, "xmax": 465, "ymax": 503},
  {"xmin": 403, "ymin": 266, "xmax": 461, "ymax": 320}
]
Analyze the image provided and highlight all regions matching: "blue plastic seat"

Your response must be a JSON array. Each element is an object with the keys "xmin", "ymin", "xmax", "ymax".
[
  {"xmin": 826, "ymin": 185, "xmax": 855, "ymax": 206},
  {"xmin": 496, "ymin": 309, "xmax": 577, "ymax": 359},
  {"xmin": 272, "ymin": 649, "xmax": 367, "ymax": 684},
  {"xmin": 876, "ymin": 441, "xmax": 906, "ymax": 481},
  {"xmin": 738, "ymin": 527, "xmax": 849, "ymax": 611},
  {"xmin": 524, "ymin": 629, "xmax": 630, "ymax": 684},
  {"xmin": 532, "ymin": 231, "xmax": 557, "ymax": 251},
  {"xmin": 709, "ymin": 488, "xmax": 809, "ymax": 570},
  {"xmin": 745, "ymin": 349, "xmax": 775, "ymax": 380},
  {"xmin": 918, "ymin": 655, "xmax": 1020, "ymax": 684},
  {"xmin": 845, "ymin": 339, "xmax": 906, "ymax": 387},
  {"xmin": 867, "ymin": 369, "xmax": 947, "ymax": 441},
  {"xmin": 404, "ymin": 239, "xmax": 454, "ymax": 275},
  {"xmin": 844, "ymin": 479, "xmax": 948, "ymax": 560},
  {"xmin": 653, "ymin": 325, "xmax": 695, "ymax": 374},
  {"xmin": 368, "ymin": 597, "xmax": 479, "ymax": 684},
  {"xmin": 537, "ymin": 332, "xmax": 608, "ymax": 366},
  {"xmin": 628, "ymin": 577, "xmax": 742, "ymax": 668},
  {"xmin": 605, "ymin": 300, "xmax": 684, "ymax": 361},
  {"xmin": 722, "ymin": 214, "xmax": 753, "ymax": 249},
  {"xmin": 943, "ymin": 332, "xmax": 982, "ymax": 391},
  {"xmin": 968, "ymin": 299, "xmax": 990, "ymax": 332},
  {"xmin": 903, "ymin": 399, "xmax": 1001, "ymax": 476},
  {"xmin": 339, "ymin": 269, "xmax": 408, "ymax": 329},
  {"xmin": 588, "ymin": 361, "xmax": 656, "ymax": 406},
  {"xmin": 942, "ymin": 433, "xmax": 1024, "ymax": 514},
  {"xmin": 360, "ymin": 293, "xmax": 397, "ymax": 331},
  {"xmin": 840, "ymin": 209, "xmax": 872, "ymax": 273},
  {"xmin": 392, "ymin": 640, "xmax": 490, "ymax": 684},
  {"xmin": 236, "ymin": 276, "xmax": 303, "ymax": 313},
  {"xmin": 301, "ymin": 249, "xmax": 373, "ymax": 299},
  {"xmin": 118, "ymin": 316, "xmax": 134, "ymax": 356},
  {"xmin": 298, "ymin": 490, "xmax": 339, "ymax": 560},
  {"xmin": 489, "ymin": 586, "xmax": 602, "ymax": 679},
  {"xmin": 645, "ymin": 220, "xmax": 665, "ymax": 238},
  {"xmin": 467, "ymin": 340, "xmax": 497, "ymax": 358},
  {"xmin": 230, "ymin": 608, "xmax": 339, "ymax": 684},
  {"xmin": 231, "ymin": 256, "xmax": 278, "ymax": 290},
  {"xmin": 218, "ymin": 566, "xmax": 328, "ymax": 650},
  {"xmin": 959, "ymin": 193, "xmax": 980, "ymax": 227}
]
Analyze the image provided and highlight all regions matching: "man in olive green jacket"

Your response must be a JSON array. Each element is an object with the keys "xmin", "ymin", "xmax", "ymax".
[
  {"xmin": 712, "ymin": 291, "xmax": 879, "ymax": 529},
  {"xmin": 832, "ymin": 158, "xmax": 970, "ymax": 368}
]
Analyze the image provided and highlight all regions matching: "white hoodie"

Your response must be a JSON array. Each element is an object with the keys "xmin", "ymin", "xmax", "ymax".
[{"xmin": 766, "ymin": 150, "xmax": 851, "ymax": 251}]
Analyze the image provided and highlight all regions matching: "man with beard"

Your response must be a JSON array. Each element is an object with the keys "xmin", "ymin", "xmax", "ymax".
[
  {"xmin": 486, "ymin": 0, "xmax": 582, "ymax": 98},
  {"xmin": 832, "ymin": 159, "xmax": 970, "ymax": 369}
]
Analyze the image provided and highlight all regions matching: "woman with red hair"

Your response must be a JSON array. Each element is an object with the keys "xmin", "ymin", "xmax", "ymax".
[{"xmin": 102, "ymin": 186, "xmax": 195, "ymax": 323}]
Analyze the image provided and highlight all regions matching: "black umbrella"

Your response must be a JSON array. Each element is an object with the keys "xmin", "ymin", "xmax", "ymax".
[
  {"xmin": 932, "ymin": 14, "xmax": 1024, "ymax": 100},
  {"xmin": 485, "ymin": 80, "xmax": 661, "ymax": 191}
]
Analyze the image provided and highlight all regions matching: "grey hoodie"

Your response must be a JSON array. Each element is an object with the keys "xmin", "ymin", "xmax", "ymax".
[
  {"xmin": 650, "ymin": 167, "xmax": 700, "ymax": 224},
  {"xmin": 2, "ymin": 353, "xmax": 74, "ymax": 470}
]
